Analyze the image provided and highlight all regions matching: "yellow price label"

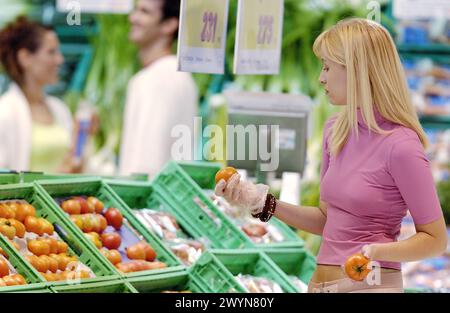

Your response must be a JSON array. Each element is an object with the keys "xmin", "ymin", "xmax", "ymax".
[
  {"xmin": 238, "ymin": 0, "xmax": 283, "ymax": 50},
  {"xmin": 181, "ymin": 0, "xmax": 228, "ymax": 49}
]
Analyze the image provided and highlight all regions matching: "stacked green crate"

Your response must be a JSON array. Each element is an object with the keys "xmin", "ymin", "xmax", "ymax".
[
  {"xmin": 51, "ymin": 279, "xmax": 138, "ymax": 293},
  {"xmin": 192, "ymin": 249, "xmax": 298, "ymax": 293},
  {"xmin": 174, "ymin": 161, "xmax": 304, "ymax": 248},
  {"xmin": 263, "ymin": 247, "xmax": 316, "ymax": 292},
  {"xmin": 20, "ymin": 172, "xmax": 148, "ymax": 183},
  {"xmin": 0, "ymin": 183, "xmax": 121, "ymax": 292},
  {"xmin": 34, "ymin": 177, "xmax": 186, "ymax": 291},
  {"xmin": 127, "ymin": 269, "xmax": 206, "ymax": 293},
  {"xmin": 105, "ymin": 179, "xmax": 252, "ymax": 251}
]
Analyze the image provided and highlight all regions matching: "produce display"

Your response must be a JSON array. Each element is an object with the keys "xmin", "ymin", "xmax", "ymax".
[
  {"xmin": 235, "ymin": 274, "xmax": 284, "ymax": 293},
  {"xmin": 59, "ymin": 196, "xmax": 167, "ymax": 273},
  {"xmin": 0, "ymin": 200, "xmax": 95, "ymax": 282},
  {"xmin": 134, "ymin": 209, "xmax": 207, "ymax": 266}
]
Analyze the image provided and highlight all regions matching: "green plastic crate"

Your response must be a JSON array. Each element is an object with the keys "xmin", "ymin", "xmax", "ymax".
[
  {"xmin": 151, "ymin": 162, "xmax": 254, "ymax": 249},
  {"xmin": 51, "ymin": 278, "xmax": 138, "ymax": 293},
  {"xmin": 0, "ymin": 233, "xmax": 48, "ymax": 293},
  {"xmin": 0, "ymin": 173, "xmax": 20, "ymax": 185},
  {"xmin": 105, "ymin": 179, "xmax": 249, "ymax": 253},
  {"xmin": 126, "ymin": 269, "xmax": 205, "ymax": 293},
  {"xmin": 192, "ymin": 249, "xmax": 299, "ymax": 293},
  {"xmin": 262, "ymin": 247, "xmax": 316, "ymax": 291},
  {"xmin": 177, "ymin": 161, "xmax": 222, "ymax": 190},
  {"xmin": 161, "ymin": 161, "xmax": 304, "ymax": 249},
  {"xmin": 34, "ymin": 178, "xmax": 185, "ymax": 282},
  {"xmin": 0, "ymin": 183, "xmax": 122, "ymax": 291}
]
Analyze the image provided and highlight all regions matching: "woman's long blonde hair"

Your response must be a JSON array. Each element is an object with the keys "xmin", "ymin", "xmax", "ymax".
[{"xmin": 313, "ymin": 18, "xmax": 428, "ymax": 156}]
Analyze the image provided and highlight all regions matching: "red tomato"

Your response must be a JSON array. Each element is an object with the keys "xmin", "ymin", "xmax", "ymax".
[
  {"xmin": 100, "ymin": 232, "xmax": 122, "ymax": 250},
  {"xmin": 137, "ymin": 241, "xmax": 157, "ymax": 262},
  {"xmin": 74, "ymin": 197, "xmax": 93, "ymax": 214},
  {"xmin": 0, "ymin": 258, "xmax": 10, "ymax": 278},
  {"xmin": 104, "ymin": 208, "xmax": 123, "ymax": 230}
]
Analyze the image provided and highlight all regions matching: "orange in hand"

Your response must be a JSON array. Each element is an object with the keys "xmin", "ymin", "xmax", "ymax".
[
  {"xmin": 215, "ymin": 167, "xmax": 237, "ymax": 184},
  {"xmin": 344, "ymin": 253, "xmax": 371, "ymax": 281}
]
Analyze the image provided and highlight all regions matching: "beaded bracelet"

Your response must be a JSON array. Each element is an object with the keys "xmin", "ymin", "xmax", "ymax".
[{"xmin": 251, "ymin": 193, "xmax": 277, "ymax": 223}]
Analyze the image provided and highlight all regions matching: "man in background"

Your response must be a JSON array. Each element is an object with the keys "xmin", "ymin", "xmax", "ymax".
[{"xmin": 119, "ymin": 0, "xmax": 198, "ymax": 177}]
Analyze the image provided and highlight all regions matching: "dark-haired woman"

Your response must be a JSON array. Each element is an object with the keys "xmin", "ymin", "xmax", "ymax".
[{"xmin": 0, "ymin": 16, "xmax": 77, "ymax": 172}]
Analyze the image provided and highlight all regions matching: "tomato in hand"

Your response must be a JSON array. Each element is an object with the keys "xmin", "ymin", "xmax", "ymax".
[
  {"xmin": 344, "ymin": 253, "xmax": 371, "ymax": 281},
  {"xmin": 215, "ymin": 167, "xmax": 237, "ymax": 184}
]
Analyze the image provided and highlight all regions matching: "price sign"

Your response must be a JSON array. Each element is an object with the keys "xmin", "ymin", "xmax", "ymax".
[
  {"xmin": 234, "ymin": 0, "xmax": 284, "ymax": 75},
  {"xmin": 177, "ymin": 0, "xmax": 230, "ymax": 74}
]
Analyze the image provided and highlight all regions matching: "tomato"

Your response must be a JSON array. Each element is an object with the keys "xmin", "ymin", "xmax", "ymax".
[
  {"xmin": 101, "ymin": 232, "xmax": 121, "ymax": 250},
  {"xmin": 87, "ymin": 197, "xmax": 104, "ymax": 214},
  {"xmin": 104, "ymin": 208, "xmax": 123, "ymax": 230},
  {"xmin": 56, "ymin": 241, "xmax": 68, "ymax": 254},
  {"xmin": 344, "ymin": 253, "xmax": 371, "ymax": 281},
  {"xmin": 28, "ymin": 240, "xmax": 50, "ymax": 256},
  {"xmin": 61, "ymin": 199, "xmax": 81, "ymax": 215},
  {"xmin": 137, "ymin": 241, "xmax": 156, "ymax": 262},
  {"xmin": 40, "ymin": 219, "xmax": 54, "ymax": 235},
  {"xmin": 90, "ymin": 214, "xmax": 101, "ymax": 233},
  {"xmin": 47, "ymin": 256, "xmax": 59, "ymax": 273},
  {"xmin": 98, "ymin": 215, "xmax": 107, "ymax": 233},
  {"xmin": 82, "ymin": 215, "xmax": 95, "ymax": 233},
  {"xmin": 115, "ymin": 262, "xmax": 131, "ymax": 273},
  {"xmin": 242, "ymin": 224, "xmax": 267, "ymax": 238},
  {"xmin": 85, "ymin": 232, "xmax": 102, "ymax": 249},
  {"xmin": 108, "ymin": 249, "xmax": 122, "ymax": 265},
  {"xmin": 215, "ymin": 167, "xmax": 237, "ymax": 184},
  {"xmin": 0, "ymin": 278, "xmax": 5, "ymax": 287},
  {"xmin": 8, "ymin": 219, "xmax": 26, "ymax": 238},
  {"xmin": 40, "ymin": 238, "xmax": 58, "ymax": 254},
  {"xmin": 74, "ymin": 197, "xmax": 92, "ymax": 214},
  {"xmin": 0, "ymin": 257, "xmax": 10, "ymax": 278},
  {"xmin": 24, "ymin": 216, "xmax": 40, "ymax": 234},
  {"xmin": 21, "ymin": 204, "xmax": 36, "ymax": 221},
  {"xmin": 0, "ymin": 204, "xmax": 15, "ymax": 219},
  {"xmin": 0, "ymin": 219, "xmax": 16, "ymax": 240},
  {"xmin": 2, "ymin": 275, "xmax": 18, "ymax": 286},
  {"xmin": 10, "ymin": 273, "xmax": 26, "ymax": 285},
  {"xmin": 70, "ymin": 215, "xmax": 83, "ymax": 229},
  {"xmin": 126, "ymin": 243, "xmax": 146, "ymax": 260},
  {"xmin": 35, "ymin": 256, "xmax": 49, "ymax": 273},
  {"xmin": 57, "ymin": 254, "xmax": 71, "ymax": 271}
]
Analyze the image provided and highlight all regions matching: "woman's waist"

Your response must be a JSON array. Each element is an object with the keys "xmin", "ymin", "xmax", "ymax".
[{"xmin": 311, "ymin": 264, "xmax": 401, "ymax": 284}]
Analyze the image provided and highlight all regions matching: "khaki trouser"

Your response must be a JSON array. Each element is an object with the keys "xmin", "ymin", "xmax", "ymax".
[{"xmin": 308, "ymin": 271, "xmax": 404, "ymax": 293}]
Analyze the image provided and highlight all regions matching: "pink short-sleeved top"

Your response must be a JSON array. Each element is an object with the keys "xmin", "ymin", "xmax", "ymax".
[{"xmin": 318, "ymin": 109, "xmax": 443, "ymax": 270}]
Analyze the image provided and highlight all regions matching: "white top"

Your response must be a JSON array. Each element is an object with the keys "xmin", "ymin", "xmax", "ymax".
[
  {"xmin": 0, "ymin": 83, "xmax": 73, "ymax": 171},
  {"xmin": 119, "ymin": 55, "xmax": 198, "ymax": 178}
]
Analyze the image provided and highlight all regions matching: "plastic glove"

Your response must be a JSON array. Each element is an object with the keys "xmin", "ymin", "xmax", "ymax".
[{"xmin": 215, "ymin": 173, "xmax": 269, "ymax": 215}]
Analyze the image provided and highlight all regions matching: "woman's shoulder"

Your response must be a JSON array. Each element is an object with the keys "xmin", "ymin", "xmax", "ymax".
[{"xmin": 386, "ymin": 124, "xmax": 421, "ymax": 144}]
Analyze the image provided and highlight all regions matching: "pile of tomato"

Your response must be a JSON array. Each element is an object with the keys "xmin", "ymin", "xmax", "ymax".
[
  {"xmin": 0, "ymin": 200, "xmax": 92, "ymax": 284},
  {"xmin": 61, "ymin": 196, "xmax": 167, "ymax": 273}
]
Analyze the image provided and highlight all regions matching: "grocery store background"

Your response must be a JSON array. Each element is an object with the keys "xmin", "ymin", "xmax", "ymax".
[{"xmin": 0, "ymin": 0, "xmax": 449, "ymax": 292}]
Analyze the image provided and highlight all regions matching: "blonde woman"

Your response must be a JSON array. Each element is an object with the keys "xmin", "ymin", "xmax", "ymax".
[{"xmin": 215, "ymin": 18, "xmax": 447, "ymax": 293}]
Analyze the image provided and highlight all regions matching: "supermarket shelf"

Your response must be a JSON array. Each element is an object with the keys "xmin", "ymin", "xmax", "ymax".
[
  {"xmin": 398, "ymin": 43, "xmax": 450, "ymax": 55},
  {"xmin": 419, "ymin": 115, "xmax": 450, "ymax": 130}
]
